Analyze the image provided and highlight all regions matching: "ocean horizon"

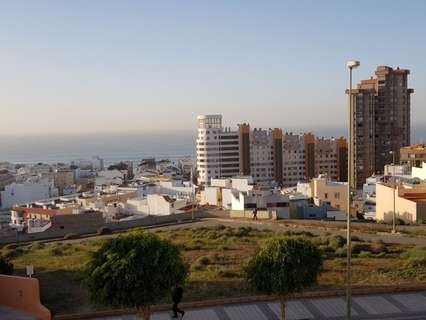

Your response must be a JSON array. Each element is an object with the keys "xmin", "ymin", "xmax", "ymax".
[{"xmin": 1, "ymin": 126, "xmax": 425, "ymax": 165}]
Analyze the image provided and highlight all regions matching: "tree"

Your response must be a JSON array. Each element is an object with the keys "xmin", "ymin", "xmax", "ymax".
[
  {"xmin": 0, "ymin": 255, "xmax": 13, "ymax": 275},
  {"xmin": 245, "ymin": 237, "xmax": 323, "ymax": 320},
  {"xmin": 86, "ymin": 230, "xmax": 188, "ymax": 320}
]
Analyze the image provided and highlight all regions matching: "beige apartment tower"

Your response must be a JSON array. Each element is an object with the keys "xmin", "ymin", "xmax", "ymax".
[{"xmin": 351, "ymin": 66, "xmax": 414, "ymax": 187}]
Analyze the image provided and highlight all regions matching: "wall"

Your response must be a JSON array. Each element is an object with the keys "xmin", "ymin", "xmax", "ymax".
[
  {"xmin": 222, "ymin": 189, "xmax": 233, "ymax": 209},
  {"xmin": 313, "ymin": 178, "xmax": 348, "ymax": 213},
  {"xmin": 0, "ymin": 210, "xmax": 222, "ymax": 244},
  {"xmin": 376, "ymin": 184, "xmax": 417, "ymax": 223},
  {"xmin": 147, "ymin": 194, "xmax": 172, "ymax": 215},
  {"xmin": 230, "ymin": 210, "xmax": 277, "ymax": 220},
  {"xmin": 412, "ymin": 165, "xmax": 426, "ymax": 180},
  {"xmin": 0, "ymin": 275, "xmax": 51, "ymax": 320},
  {"xmin": 204, "ymin": 187, "xmax": 220, "ymax": 206}
]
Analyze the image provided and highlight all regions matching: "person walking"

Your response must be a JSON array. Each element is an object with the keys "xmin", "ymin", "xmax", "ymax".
[
  {"xmin": 252, "ymin": 208, "xmax": 258, "ymax": 220},
  {"xmin": 171, "ymin": 285, "xmax": 185, "ymax": 318}
]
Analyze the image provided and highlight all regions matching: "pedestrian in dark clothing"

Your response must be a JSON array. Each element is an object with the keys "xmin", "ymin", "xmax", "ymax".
[
  {"xmin": 171, "ymin": 285, "xmax": 185, "ymax": 318},
  {"xmin": 252, "ymin": 209, "xmax": 258, "ymax": 220}
]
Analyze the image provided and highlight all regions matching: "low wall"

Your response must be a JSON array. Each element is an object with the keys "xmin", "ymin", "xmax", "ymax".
[
  {"xmin": 230, "ymin": 210, "xmax": 277, "ymax": 220},
  {"xmin": 0, "ymin": 209, "xmax": 227, "ymax": 244},
  {"xmin": 0, "ymin": 275, "xmax": 51, "ymax": 320}
]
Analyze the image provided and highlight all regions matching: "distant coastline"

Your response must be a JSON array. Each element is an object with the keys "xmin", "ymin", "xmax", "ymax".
[{"xmin": 1, "ymin": 126, "xmax": 425, "ymax": 165}]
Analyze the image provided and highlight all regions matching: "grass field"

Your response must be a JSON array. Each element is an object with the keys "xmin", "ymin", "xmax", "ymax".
[{"xmin": 2, "ymin": 225, "xmax": 426, "ymax": 315}]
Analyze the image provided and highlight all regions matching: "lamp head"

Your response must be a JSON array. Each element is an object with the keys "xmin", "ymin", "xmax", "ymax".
[{"xmin": 347, "ymin": 60, "xmax": 360, "ymax": 69}]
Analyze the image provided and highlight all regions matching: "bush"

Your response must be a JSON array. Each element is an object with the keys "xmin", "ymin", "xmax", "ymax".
[
  {"xmin": 0, "ymin": 255, "xmax": 13, "ymax": 275},
  {"xmin": 4, "ymin": 248, "xmax": 24, "ymax": 259},
  {"xmin": 30, "ymin": 242, "xmax": 45, "ymax": 250},
  {"xmin": 4, "ymin": 244, "xmax": 19, "ymax": 250},
  {"xmin": 329, "ymin": 235, "xmax": 346, "ymax": 249},
  {"xmin": 196, "ymin": 256, "xmax": 211, "ymax": 266},
  {"xmin": 235, "ymin": 227, "xmax": 252, "ymax": 238},
  {"xmin": 401, "ymin": 246, "xmax": 426, "ymax": 267},
  {"xmin": 49, "ymin": 246, "xmax": 64, "ymax": 256},
  {"xmin": 370, "ymin": 240, "xmax": 388, "ymax": 254},
  {"xmin": 396, "ymin": 218, "xmax": 406, "ymax": 226},
  {"xmin": 358, "ymin": 251, "xmax": 374, "ymax": 258},
  {"xmin": 63, "ymin": 233, "xmax": 80, "ymax": 240},
  {"xmin": 335, "ymin": 248, "xmax": 347, "ymax": 258},
  {"xmin": 97, "ymin": 227, "xmax": 112, "ymax": 235},
  {"xmin": 351, "ymin": 243, "xmax": 371, "ymax": 254},
  {"xmin": 351, "ymin": 235, "xmax": 362, "ymax": 242}
]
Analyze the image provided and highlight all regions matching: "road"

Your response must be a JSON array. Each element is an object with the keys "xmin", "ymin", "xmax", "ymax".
[
  {"xmin": 57, "ymin": 217, "xmax": 426, "ymax": 246},
  {"xmin": 96, "ymin": 291, "xmax": 426, "ymax": 320}
]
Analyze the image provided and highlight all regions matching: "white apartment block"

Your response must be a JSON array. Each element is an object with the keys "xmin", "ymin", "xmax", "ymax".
[{"xmin": 196, "ymin": 115, "xmax": 348, "ymax": 188}]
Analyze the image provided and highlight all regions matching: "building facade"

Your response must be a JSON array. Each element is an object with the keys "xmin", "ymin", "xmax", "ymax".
[
  {"xmin": 400, "ymin": 144, "xmax": 426, "ymax": 168},
  {"xmin": 351, "ymin": 66, "xmax": 414, "ymax": 187},
  {"xmin": 196, "ymin": 115, "xmax": 348, "ymax": 187}
]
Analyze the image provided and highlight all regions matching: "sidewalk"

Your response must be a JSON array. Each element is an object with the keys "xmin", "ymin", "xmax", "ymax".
[{"xmin": 96, "ymin": 291, "xmax": 426, "ymax": 320}]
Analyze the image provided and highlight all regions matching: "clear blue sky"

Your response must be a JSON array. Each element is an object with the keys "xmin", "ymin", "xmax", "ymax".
[{"xmin": 1, "ymin": 0, "xmax": 425, "ymax": 135}]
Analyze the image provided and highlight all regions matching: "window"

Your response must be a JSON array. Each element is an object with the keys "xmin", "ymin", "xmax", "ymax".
[{"xmin": 324, "ymin": 193, "xmax": 328, "ymax": 199}]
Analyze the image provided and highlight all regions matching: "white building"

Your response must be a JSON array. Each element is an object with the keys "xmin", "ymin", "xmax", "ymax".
[
  {"xmin": 126, "ymin": 194, "xmax": 188, "ymax": 216},
  {"xmin": 195, "ymin": 115, "xmax": 347, "ymax": 188},
  {"xmin": 1, "ymin": 179, "xmax": 58, "ymax": 209},
  {"xmin": 230, "ymin": 188, "xmax": 290, "ymax": 218},
  {"xmin": 196, "ymin": 115, "xmax": 240, "ymax": 185},
  {"xmin": 384, "ymin": 164, "xmax": 411, "ymax": 177},
  {"xmin": 412, "ymin": 162, "xmax": 426, "ymax": 180},
  {"xmin": 95, "ymin": 170, "xmax": 126, "ymax": 188}
]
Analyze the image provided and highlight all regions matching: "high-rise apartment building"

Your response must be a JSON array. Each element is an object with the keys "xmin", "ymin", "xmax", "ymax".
[
  {"xmin": 351, "ymin": 66, "xmax": 414, "ymax": 187},
  {"xmin": 196, "ymin": 115, "xmax": 348, "ymax": 186}
]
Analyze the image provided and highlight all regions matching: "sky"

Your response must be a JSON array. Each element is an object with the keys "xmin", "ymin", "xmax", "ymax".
[{"xmin": 1, "ymin": 0, "xmax": 425, "ymax": 135}]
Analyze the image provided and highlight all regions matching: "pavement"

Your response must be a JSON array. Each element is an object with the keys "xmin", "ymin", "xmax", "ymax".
[
  {"xmin": 94, "ymin": 291, "xmax": 426, "ymax": 320},
  {"xmin": 0, "ymin": 306, "xmax": 36, "ymax": 320}
]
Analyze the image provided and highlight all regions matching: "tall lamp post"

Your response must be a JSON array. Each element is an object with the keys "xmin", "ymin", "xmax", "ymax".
[{"xmin": 346, "ymin": 60, "xmax": 360, "ymax": 320}]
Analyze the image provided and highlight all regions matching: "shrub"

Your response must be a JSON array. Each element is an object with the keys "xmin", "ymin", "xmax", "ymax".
[
  {"xmin": 351, "ymin": 235, "xmax": 362, "ymax": 242},
  {"xmin": 63, "ymin": 233, "xmax": 80, "ymax": 240},
  {"xmin": 401, "ymin": 246, "xmax": 426, "ymax": 267},
  {"xmin": 358, "ymin": 251, "xmax": 374, "ymax": 258},
  {"xmin": 0, "ymin": 255, "xmax": 13, "ymax": 275},
  {"xmin": 396, "ymin": 218, "xmax": 406, "ymax": 226},
  {"xmin": 335, "ymin": 248, "xmax": 347, "ymax": 258},
  {"xmin": 4, "ymin": 244, "xmax": 19, "ymax": 250},
  {"xmin": 4, "ymin": 248, "xmax": 24, "ymax": 259},
  {"xmin": 196, "ymin": 256, "xmax": 211, "ymax": 266},
  {"xmin": 235, "ymin": 227, "xmax": 252, "ymax": 238},
  {"xmin": 86, "ymin": 230, "xmax": 188, "ymax": 320},
  {"xmin": 351, "ymin": 243, "xmax": 371, "ymax": 254},
  {"xmin": 30, "ymin": 242, "xmax": 45, "ymax": 250},
  {"xmin": 329, "ymin": 235, "xmax": 346, "ymax": 249},
  {"xmin": 97, "ymin": 227, "xmax": 112, "ymax": 235},
  {"xmin": 49, "ymin": 246, "xmax": 64, "ymax": 256},
  {"xmin": 217, "ymin": 269, "xmax": 240, "ymax": 278},
  {"xmin": 370, "ymin": 240, "xmax": 388, "ymax": 254}
]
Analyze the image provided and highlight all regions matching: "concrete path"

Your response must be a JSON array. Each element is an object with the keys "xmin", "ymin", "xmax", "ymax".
[
  {"xmin": 0, "ymin": 306, "xmax": 36, "ymax": 320},
  {"xmin": 95, "ymin": 291, "xmax": 426, "ymax": 320}
]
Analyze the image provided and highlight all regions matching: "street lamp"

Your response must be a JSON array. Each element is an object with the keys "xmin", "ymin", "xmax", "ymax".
[{"xmin": 346, "ymin": 60, "xmax": 360, "ymax": 320}]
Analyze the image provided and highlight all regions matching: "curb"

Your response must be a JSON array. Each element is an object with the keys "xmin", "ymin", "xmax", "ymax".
[{"xmin": 53, "ymin": 284, "xmax": 426, "ymax": 319}]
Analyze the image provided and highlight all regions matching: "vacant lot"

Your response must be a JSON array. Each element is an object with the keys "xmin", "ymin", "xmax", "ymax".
[{"xmin": 2, "ymin": 225, "xmax": 426, "ymax": 315}]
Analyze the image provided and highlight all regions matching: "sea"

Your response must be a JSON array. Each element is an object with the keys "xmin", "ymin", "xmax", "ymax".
[{"xmin": 1, "ymin": 127, "xmax": 425, "ymax": 165}]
